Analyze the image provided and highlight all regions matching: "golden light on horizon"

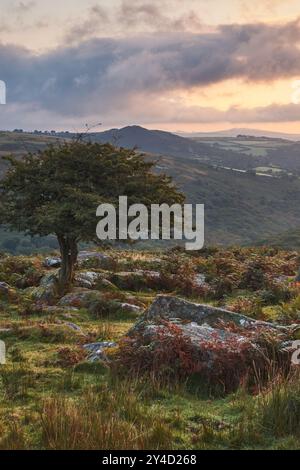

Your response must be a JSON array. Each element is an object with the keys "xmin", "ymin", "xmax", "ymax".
[{"xmin": 178, "ymin": 78, "xmax": 295, "ymax": 111}]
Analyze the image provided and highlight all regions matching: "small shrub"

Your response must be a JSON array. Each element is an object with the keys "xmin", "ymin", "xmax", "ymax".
[
  {"xmin": 258, "ymin": 284, "xmax": 291, "ymax": 305},
  {"xmin": 239, "ymin": 261, "xmax": 268, "ymax": 291},
  {"xmin": 227, "ymin": 296, "xmax": 263, "ymax": 319},
  {"xmin": 56, "ymin": 347, "xmax": 87, "ymax": 368},
  {"xmin": 211, "ymin": 275, "xmax": 237, "ymax": 299},
  {"xmin": 259, "ymin": 372, "xmax": 300, "ymax": 438}
]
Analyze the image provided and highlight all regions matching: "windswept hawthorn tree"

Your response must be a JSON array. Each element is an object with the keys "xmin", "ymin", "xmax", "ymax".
[{"xmin": 0, "ymin": 141, "xmax": 184, "ymax": 293}]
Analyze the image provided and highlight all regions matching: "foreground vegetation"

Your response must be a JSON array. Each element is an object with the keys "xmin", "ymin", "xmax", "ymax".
[{"xmin": 0, "ymin": 246, "xmax": 300, "ymax": 449}]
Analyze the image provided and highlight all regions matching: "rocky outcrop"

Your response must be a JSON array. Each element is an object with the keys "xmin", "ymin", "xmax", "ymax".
[
  {"xmin": 114, "ymin": 295, "xmax": 297, "ymax": 392},
  {"xmin": 30, "ymin": 272, "xmax": 59, "ymax": 304},
  {"xmin": 141, "ymin": 295, "xmax": 292, "ymax": 332},
  {"xmin": 74, "ymin": 271, "xmax": 104, "ymax": 289},
  {"xmin": 58, "ymin": 288, "xmax": 100, "ymax": 308},
  {"xmin": 58, "ymin": 288, "xmax": 143, "ymax": 316},
  {"xmin": 74, "ymin": 271, "xmax": 118, "ymax": 291}
]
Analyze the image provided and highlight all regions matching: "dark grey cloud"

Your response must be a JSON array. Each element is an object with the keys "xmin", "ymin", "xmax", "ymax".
[{"xmin": 1, "ymin": 17, "xmax": 300, "ymax": 127}]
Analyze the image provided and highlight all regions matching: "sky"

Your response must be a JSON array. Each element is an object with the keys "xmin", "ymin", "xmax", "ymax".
[{"xmin": 1, "ymin": 0, "xmax": 300, "ymax": 132}]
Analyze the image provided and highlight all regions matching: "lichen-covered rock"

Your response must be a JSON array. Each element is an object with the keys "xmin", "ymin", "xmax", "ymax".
[
  {"xmin": 120, "ymin": 303, "xmax": 142, "ymax": 314},
  {"xmin": 74, "ymin": 271, "xmax": 103, "ymax": 289},
  {"xmin": 30, "ymin": 272, "xmax": 59, "ymax": 304},
  {"xmin": 43, "ymin": 257, "xmax": 61, "ymax": 268},
  {"xmin": 74, "ymin": 271, "xmax": 119, "ymax": 291},
  {"xmin": 114, "ymin": 295, "xmax": 296, "ymax": 392},
  {"xmin": 142, "ymin": 295, "xmax": 291, "ymax": 332},
  {"xmin": 64, "ymin": 322, "xmax": 84, "ymax": 333},
  {"xmin": 58, "ymin": 288, "xmax": 98, "ymax": 308},
  {"xmin": 58, "ymin": 288, "xmax": 142, "ymax": 317},
  {"xmin": 83, "ymin": 341, "xmax": 116, "ymax": 362},
  {"xmin": 194, "ymin": 274, "xmax": 206, "ymax": 287}
]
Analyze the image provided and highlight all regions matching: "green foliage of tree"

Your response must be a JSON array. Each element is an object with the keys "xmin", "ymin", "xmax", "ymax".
[{"xmin": 0, "ymin": 141, "xmax": 184, "ymax": 292}]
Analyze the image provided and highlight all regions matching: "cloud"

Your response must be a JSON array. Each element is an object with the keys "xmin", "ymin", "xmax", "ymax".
[
  {"xmin": 64, "ymin": 0, "xmax": 204, "ymax": 43},
  {"xmin": 0, "ymin": 1, "xmax": 43, "ymax": 35},
  {"xmin": 117, "ymin": 0, "xmax": 203, "ymax": 31},
  {"xmin": 65, "ymin": 5, "xmax": 109, "ymax": 43},
  {"xmin": 1, "ymin": 17, "xmax": 300, "ymax": 128}
]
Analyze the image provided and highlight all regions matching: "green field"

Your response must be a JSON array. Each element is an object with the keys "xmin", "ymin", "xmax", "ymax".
[{"xmin": 0, "ymin": 246, "xmax": 300, "ymax": 450}]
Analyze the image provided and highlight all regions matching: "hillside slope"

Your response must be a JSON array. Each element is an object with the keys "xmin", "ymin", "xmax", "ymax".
[
  {"xmin": 154, "ymin": 154, "xmax": 300, "ymax": 246},
  {"xmin": 0, "ymin": 131, "xmax": 299, "ymax": 249},
  {"xmin": 0, "ymin": 131, "xmax": 64, "ymax": 177},
  {"xmin": 83, "ymin": 125, "xmax": 237, "ymax": 161}
]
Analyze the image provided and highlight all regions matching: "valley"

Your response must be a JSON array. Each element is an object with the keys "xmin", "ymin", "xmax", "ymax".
[{"xmin": 1, "ymin": 127, "xmax": 300, "ymax": 251}]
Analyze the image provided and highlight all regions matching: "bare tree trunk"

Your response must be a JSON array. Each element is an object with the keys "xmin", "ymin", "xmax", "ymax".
[{"xmin": 57, "ymin": 235, "xmax": 78, "ymax": 294}]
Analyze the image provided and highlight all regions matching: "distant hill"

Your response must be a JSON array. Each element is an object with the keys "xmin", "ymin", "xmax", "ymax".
[
  {"xmin": 90, "ymin": 125, "xmax": 224, "ymax": 160},
  {"xmin": 178, "ymin": 128, "xmax": 300, "ymax": 141},
  {"xmin": 0, "ymin": 131, "xmax": 64, "ymax": 177},
  {"xmin": 1, "ymin": 129, "xmax": 300, "ymax": 250},
  {"xmin": 53, "ymin": 125, "xmax": 300, "ymax": 173},
  {"xmin": 86, "ymin": 126, "xmax": 300, "ymax": 173}
]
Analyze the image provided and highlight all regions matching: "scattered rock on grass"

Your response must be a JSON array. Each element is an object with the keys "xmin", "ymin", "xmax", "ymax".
[
  {"xmin": 83, "ymin": 341, "xmax": 116, "ymax": 362},
  {"xmin": 74, "ymin": 271, "xmax": 119, "ymax": 291},
  {"xmin": 74, "ymin": 271, "xmax": 103, "ymax": 289},
  {"xmin": 64, "ymin": 322, "xmax": 84, "ymax": 334},
  {"xmin": 58, "ymin": 288, "xmax": 101, "ymax": 308},
  {"xmin": 43, "ymin": 257, "xmax": 61, "ymax": 268},
  {"xmin": 120, "ymin": 303, "xmax": 142, "ymax": 313},
  {"xmin": 30, "ymin": 272, "xmax": 59, "ymax": 304},
  {"xmin": 58, "ymin": 288, "xmax": 142, "ymax": 316}
]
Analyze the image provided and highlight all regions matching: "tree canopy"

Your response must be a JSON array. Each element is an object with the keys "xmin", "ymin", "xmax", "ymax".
[{"xmin": 0, "ymin": 140, "xmax": 184, "ymax": 291}]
